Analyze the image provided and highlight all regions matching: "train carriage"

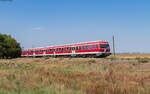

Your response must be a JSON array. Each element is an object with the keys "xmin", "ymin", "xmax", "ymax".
[{"xmin": 21, "ymin": 40, "xmax": 111, "ymax": 57}]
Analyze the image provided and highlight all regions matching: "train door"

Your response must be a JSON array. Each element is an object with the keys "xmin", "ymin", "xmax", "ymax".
[
  {"xmin": 43, "ymin": 50, "xmax": 46, "ymax": 56},
  {"xmin": 33, "ymin": 50, "xmax": 35, "ymax": 57},
  {"xmin": 72, "ymin": 47, "xmax": 75, "ymax": 56},
  {"xmin": 53, "ymin": 49, "xmax": 55, "ymax": 57}
]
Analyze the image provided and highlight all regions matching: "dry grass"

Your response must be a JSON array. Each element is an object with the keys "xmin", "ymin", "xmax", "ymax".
[
  {"xmin": 0, "ymin": 57, "xmax": 150, "ymax": 94},
  {"xmin": 110, "ymin": 53, "xmax": 150, "ymax": 59}
]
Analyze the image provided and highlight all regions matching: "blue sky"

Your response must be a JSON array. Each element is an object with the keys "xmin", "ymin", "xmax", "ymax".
[{"xmin": 0, "ymin": 0, "xmax": 150, "ymax": 53}]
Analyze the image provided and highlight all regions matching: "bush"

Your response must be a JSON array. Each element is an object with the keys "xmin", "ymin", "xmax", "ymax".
[
  {"xmin": 110, "ymin": 56, "xmax": 118, "ymax": 61},
  {"xmin": 135, "ymin": 57, "xmax": 149, "ymax": 63},
  {"xmin": 89, "ymin": 59, "xmax": 96, "ymax": 63},
  {"xmin": 0, "ymin": 33, "xmax": 21, "ymax": 59}
]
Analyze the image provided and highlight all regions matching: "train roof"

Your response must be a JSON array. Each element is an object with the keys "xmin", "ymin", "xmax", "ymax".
[{"xmin": 22, "ymin": 40, "xmax": 108, "ymax": 51}]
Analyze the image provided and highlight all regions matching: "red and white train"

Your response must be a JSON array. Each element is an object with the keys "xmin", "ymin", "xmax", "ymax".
[{"xmin": 21, "ymin": 40, "xmax": 111, "ymax": 57}]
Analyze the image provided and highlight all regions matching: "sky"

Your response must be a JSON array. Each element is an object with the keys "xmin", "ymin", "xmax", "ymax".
[{"xmin": 0, "ymin": 0, "xmax": 150, "ymax": 53}]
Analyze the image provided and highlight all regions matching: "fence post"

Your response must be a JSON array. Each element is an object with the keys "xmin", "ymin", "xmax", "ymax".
[{"xmin": 112, "ymin": 35, "xmax": 116, "ymax": 56}]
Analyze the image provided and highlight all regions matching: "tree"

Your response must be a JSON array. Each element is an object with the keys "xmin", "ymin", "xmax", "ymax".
[{"xmin": 0, "ymin": 33, "xmax": 21, "ymax": 58}]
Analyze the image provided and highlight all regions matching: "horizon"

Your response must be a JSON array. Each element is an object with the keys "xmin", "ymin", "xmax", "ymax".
[{"xmin": 0, "ymin": 0, "xmax": 150, "ymax": 53}]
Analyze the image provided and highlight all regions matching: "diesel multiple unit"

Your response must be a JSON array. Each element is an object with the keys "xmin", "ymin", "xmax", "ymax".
[{"xmin": 21, "ymin": 41, "xmax": 111, "ymax": 57}]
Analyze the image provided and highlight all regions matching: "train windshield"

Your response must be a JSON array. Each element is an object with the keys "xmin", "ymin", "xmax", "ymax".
[{"xmin": 100, "ymin": 44, "xmax": 109, "ymax": 48}]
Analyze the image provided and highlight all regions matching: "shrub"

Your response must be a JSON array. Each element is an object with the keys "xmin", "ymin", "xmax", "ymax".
[
  {"xmin": 0, "ymin": 33, "xmax": 21, "ymax": 59},
  {"xmin": 89, "ymin": 59, "xmax": 96, "ymax": 63},
  {"xmin": 135, "ymin": 57, "xmax": 149, "ymax": 63},
  {"xmin": 43, "ymin": 56, "xmax": 49, "ymax": 59},
  {"xmin": 110, "ymin": 56, "xmax": 118, "ymax": 61}
]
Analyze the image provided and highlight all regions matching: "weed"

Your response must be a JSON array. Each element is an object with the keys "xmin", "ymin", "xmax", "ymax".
[
  {"xmin": 110, "ymin": 56, "xmax": 118, "ymax": 61},
  {"xmin": 135, "ymin": 57, "xmax": 149, "ymax": 63},
  {"xmin": 43, "ymin": 56, "xmax": 49, "ymax": 59},
  {"xmin": 101, "ymin": 65, "xmax": 107, "ymax": 71},
  {"xmin": 88, "ymin": 59, "xmax": 96, "ymax": 63}
]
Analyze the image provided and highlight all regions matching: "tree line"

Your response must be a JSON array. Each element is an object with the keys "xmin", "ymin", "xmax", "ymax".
[{"xmin": 0, "ymin": 33, "xmax": 21, "ymax": 59}]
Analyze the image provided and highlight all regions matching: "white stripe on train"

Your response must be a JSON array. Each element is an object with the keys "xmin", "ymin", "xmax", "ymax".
[{"xmin": 22, "ymin": 52, "xmax": 110, "ymax": 57}]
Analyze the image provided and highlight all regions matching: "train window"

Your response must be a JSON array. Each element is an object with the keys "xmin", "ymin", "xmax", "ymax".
[
  {"xmin": 40, "ymin": 50, "xmax": 42, "ymax": 53},
  {"xmin": 62, "ymin": 48, "xmax": 64, "ymax": 51},
  {"xmin": 66, "ymin": 47, "xmax": 69, "ymax": 51},
  {"xmin": 82, "ymin": 46, "xmax": 85, "ymax": 50},
  {"xmin": 68, "ymin": 47, "xmax": 70, "ymax": 51},
  {"xmin": 85, "ymin": 45, "xmax": 88, "ymax": 50},
  {"xmin": 46, "ymin": 50, "xmax": 48, "ymax": 52},
  {"xmin": 76, "ymin": 46, "xmax": 78, "ymax": 50},
  {"xmin": 70, "ymin": 47, "xmax": 72, "ymax": 51},
  {"xmin": 69, "ymin": 47, "xmax": 71, "ymax": 51},
  {"xmin": 89, "ymin": 45, "xmax": 92, "ymax": 50},
  {"xmin": 72, "ymin": 47, "xmax": 75, "ymax": 50},
  {"xmin": 93, "ymin": 45, "xmax": 95, "ymax": 50},
  {"xmin": 79, "ymin": 46, "xmax": 81, "ymax": 50},
  {"xmin": 47, "ymin": 49, "xmax": 49, "ymax": 52},
  {"xmin": 64, "ymin": 48, "xmax": 66, "ymax": 51},
  {"xmin": 100, "ymin": 44, "xmax": 109, "ymax": 48},
  {"xmin": 57, "ymin": 48, "xmax": 58, "ymax": 52},
  {"xmin": 96, "ymin": 44, "xmax": 98, "ymax": 49},
  {"xmin": 59, "ymin": 48, "xmax": 61, "ymax": 52}
]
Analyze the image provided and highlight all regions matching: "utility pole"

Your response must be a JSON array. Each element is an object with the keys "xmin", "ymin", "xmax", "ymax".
[{"xmin": 112, "ymin": 35, "xmax": 116, "ymax": 56}]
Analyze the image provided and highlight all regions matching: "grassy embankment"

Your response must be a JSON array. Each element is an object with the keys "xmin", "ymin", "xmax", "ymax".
[{"xmin": 0, "ymin": 56, "xmax": 150, "ymax": 94}]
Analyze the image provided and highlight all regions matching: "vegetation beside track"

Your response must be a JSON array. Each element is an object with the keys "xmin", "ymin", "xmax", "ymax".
[{"xmin": 0, "ymin": 57, "xmax": 150, "ymax": 94}]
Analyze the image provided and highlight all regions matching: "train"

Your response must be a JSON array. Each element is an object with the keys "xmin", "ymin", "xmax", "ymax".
[{"xmin": 21, "ymin": 40, "xmax": 111, "ymax": 57}]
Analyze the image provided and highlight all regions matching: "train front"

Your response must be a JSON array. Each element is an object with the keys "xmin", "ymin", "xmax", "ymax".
[{"xmin": 99, "ymin": 42, "xmax": 111, "ymax": 56}]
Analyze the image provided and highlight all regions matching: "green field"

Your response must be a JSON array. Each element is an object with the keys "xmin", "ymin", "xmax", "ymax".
[{"xmin": 0, "ymin": 57, "xmax": 150, "ymax": 94}]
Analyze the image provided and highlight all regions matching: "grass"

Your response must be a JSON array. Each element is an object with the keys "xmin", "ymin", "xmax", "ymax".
[
  {"xmin": 109, "ymin": 56, "xmax": 119, "ymax": 61},
  {"xmin": 0, "ymin": 57, "xmax": 150, "ymax": 94},
  {"xmin": 135, "ymin": 57, "xmax": 150, "ymax": 63}
]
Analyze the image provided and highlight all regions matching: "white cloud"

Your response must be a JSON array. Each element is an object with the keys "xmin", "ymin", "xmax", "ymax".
[{"xmin": 33, "ymin": 27, "xmax": 44, "ymax": 31}]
